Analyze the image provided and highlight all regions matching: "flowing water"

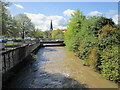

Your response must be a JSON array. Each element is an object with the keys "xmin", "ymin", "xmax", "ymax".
[{"xmin": 4, "ymin": 47, "xmax": 118, "ymax": 88}]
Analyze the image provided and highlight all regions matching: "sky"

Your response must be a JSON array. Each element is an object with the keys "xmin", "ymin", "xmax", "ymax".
[{"xmin": 7, "ymin": 2, "xmax": 119, "ymax": 31}]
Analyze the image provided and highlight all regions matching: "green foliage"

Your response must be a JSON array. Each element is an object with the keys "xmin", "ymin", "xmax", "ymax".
[
  {"xmin": 97, "ymin": 25, "xmax": 120, "ymax": 81},
  {"xmin": 99, "ymin": 45, "xmax": 119, "ymax": 81},
  {"xmin": 64, "ymin": 9, "xmax": 119, "ymax": 82},
  {"xmin": 1, "ymin": 1, "xmax": 36, "ymax": 38},
  {"xmin": 31, "ymin": 29, "xmax": 43, "ymax": 38},
  {"xmin": 1, "ymin": 2, "xmax": 13, "ymax": 37},
  {"xmin": 64, "ymin": 9, "xmax": 86, "ymax": 51},
  {"xmin": 76, "ymin": 16, "xmax": 97, "ymax": 65},
  {"xmin": 52, "ymin": 29, "xmax": 64, "ymax": 39},
  {"xmin": 43, "ymin": 30, "xmax": 50, "ymax": 38},
  {"xmin": 15, "ymin": 14, "xmax": 35, "ymax": 39},
  {"xmin": 8, "ymin": 17, "xmax": 20, "ymax": 37},
  {"xmin": 92, "ymin": 16, "xmax": 115, "ymax": 37}
]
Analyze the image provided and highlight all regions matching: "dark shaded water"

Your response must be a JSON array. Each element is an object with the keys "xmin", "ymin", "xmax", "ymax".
[{"xmin": 3, "ymin": 47, "xmax": 118, "ymax": 88}]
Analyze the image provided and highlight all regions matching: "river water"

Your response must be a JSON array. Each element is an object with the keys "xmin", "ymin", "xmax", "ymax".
[{"xmin": 4, "ymin": 47, "xmax": 118, "ymax": 88}]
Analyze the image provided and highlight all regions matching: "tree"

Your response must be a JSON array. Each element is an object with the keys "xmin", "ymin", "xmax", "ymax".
[
  {"xmin": 43, "ymin": 30, "xmax": 49, "ymax": 38},
  {"xmin": 52, "ymin": 29, "xmax": 64, "ymax": 39},
  {"xmin": 93, "ymin": 16, "xmax": 115, "ymax": 37},
  {"xmin": 73, "ymin": 16, "xmax": 98, "ymax": 66},
  {"xmin": 1, "ymin": 1, "xmax": 36, "ymax": 38},
  {"xmin": 1, "ymin": 1, "xmax": 13, "ymax": 37},
  {"xmin": 0, "ymin": 1, "xmax": 2, "ymax": 36},
  {"xmin": 15, "ymin": 14, "xmax": 35, "ymax": 39},
  {"xmin": 9, "ymin": 17, "xmax": 20, "ymax": 37},
  {"xmin": 64, "ymin": 9, "xmax": 86, "ymax": 51},
  {"xmin": 31, "ymin": 29, "xmax": 43, "ymax": 38}
]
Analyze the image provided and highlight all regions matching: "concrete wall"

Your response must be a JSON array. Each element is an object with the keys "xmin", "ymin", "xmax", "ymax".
[{"xmin": 1, "ymin": 42, "xmax": 40, "ymax": 74}]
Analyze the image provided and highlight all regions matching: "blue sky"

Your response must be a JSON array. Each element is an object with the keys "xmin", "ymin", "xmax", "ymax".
[{"xmin": 8, "ymin": 2, "xmax": 118, "ymax": 31}]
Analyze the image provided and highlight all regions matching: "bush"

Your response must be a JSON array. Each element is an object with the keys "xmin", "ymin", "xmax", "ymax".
[
  {"xmin": 99, "ymin": 45, "xmax": 119, "ymax": 81},
  {"xmin": 88, "ymin": 48, "xmax": 98, "ymax": 68},
  {"xmin": 97, "ymin": 25, "xmax": 120, "ymax": 81}
]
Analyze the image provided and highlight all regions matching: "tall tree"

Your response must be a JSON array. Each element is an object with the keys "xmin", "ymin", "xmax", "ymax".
[
  {"xmin": 64, "ymin": 9, "xmax": 86, "ymax": 50},
  {"xmin": 1, "ymin": 1, "xmax": 12, "ymax": 37},
  {"xmin": 15, "ymin": 14, "xmax": 35, "ymax": 39},
  {"xmin": 9, "ymin": 17, "xmax": 20, "ymax": 37}
]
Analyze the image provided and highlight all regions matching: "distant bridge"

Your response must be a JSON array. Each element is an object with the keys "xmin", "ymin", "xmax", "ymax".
[{"xmin": 40, "ymin": 40, "xmax": 65, "ymax": 47}]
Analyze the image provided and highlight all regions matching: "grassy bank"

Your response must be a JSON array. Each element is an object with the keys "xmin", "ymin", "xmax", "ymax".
[{"xmin": 5, "ymin": 42, "xmax": 22, "ymax": 47}]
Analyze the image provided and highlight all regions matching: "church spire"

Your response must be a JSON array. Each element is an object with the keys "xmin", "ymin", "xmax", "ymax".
[{"xmin": 50, "ymin": 20, "xmax": 53, "ymax": 31}]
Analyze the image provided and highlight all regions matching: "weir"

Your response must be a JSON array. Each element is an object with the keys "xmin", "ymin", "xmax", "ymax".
[{"xmin": 40, "ymin": 41, "xmax": 65, "ymax": 47}]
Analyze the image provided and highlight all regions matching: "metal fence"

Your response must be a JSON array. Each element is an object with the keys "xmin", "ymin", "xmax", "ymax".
[{"xmin": 1, "ymin": 42, "xmax": 40, "ymax": 74}]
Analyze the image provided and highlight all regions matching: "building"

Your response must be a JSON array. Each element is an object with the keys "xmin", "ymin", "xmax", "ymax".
[{"xmin": 61, "ymin": 29, "xmax": 67, "ymax": 32}]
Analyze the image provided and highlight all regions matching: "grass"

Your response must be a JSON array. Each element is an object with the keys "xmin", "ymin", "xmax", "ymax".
[{"xmin": 5, "ymin": 42, "xmax": 22, "ymax": 46}]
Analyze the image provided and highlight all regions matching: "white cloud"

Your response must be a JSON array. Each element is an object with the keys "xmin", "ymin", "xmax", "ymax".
[
  {"xmin": 88, "ymin": 11, "xmax": 103, "ymax": 16},
  {"xmin": 105, "ymin": 10, "xmax": 118, "ymax": 17},
  {"xmin": 107, "ymin": 10, "xmax": 117, "ymax": 15},
  {"xmin": 14, "ymin": 4, "xmax": 24, "ymax": 9},
  {"xmin": 24, "ymin": 13, "xmax": 67, "ymax": 31},
  {"xmin": 112, "ymin": 14, "xmax": 118, "ymax": 24},
  {"xmin": 63, "ymin": 9, "xmax": 75, "ymax": 17}
]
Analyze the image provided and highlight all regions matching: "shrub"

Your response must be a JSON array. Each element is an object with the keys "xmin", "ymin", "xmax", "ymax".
[
  {"xmin": 88, "ymin": 48, "xmax": 98, "ymax": 68},
  {"xmin": 99, "ymin": 45, "xmax": 119, "ymax": 81}
]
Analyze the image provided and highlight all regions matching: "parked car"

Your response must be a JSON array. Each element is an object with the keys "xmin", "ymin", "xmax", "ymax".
[
  {"xmin": 24, "ymin": 37, "xmax": 31, "ymax": 40},
  {"xmin": 0, "ymin": 39, "xmax": 7, "ymax": 43},
  {"xmin": 12, "ymin": 38, "xmax": 16, "ymax": 41},
  {"xmin": 12, "ymin": 38, "xmax": 22, "ymax": 42}
]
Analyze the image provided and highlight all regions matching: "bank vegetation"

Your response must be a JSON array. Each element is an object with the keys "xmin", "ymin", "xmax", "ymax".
[{"xmin": 64, "ymin": 9, "xmax": 119, "ymax": 82}]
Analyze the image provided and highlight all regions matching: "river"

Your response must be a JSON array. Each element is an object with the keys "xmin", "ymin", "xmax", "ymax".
[{"xmin": 4, "ymin": 47, "xmax": 118, "ymax": 88}]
